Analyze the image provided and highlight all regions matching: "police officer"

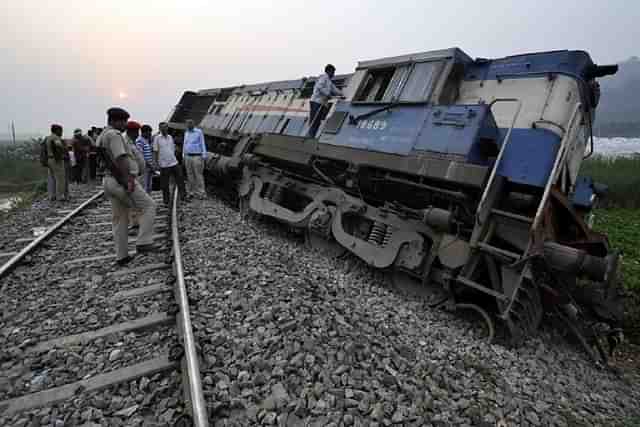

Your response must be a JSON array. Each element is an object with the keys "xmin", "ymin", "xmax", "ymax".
[
  {"xmin": 96, "ymin": 107, "xmax": 157, "ymax": 266},
  {"xmin": 46, "ymin": 124, "xmax": 67, "ymax": 202},
  {"xmin": 124, "ymin": 121, "xmax": 146, "ymax": 230}
]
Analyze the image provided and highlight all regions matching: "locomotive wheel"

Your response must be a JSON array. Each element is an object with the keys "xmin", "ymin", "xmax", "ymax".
[
  {"xmin": 305, "ymin": 230, "xmax": 347, "ymax": 258},
  {"xmin": 455, "ymin": 303, "xmax": 496, "ymax": 343}
]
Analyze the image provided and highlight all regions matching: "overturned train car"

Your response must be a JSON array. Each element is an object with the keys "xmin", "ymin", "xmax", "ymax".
[{"xmin": 168, "ymin": 48, "xmax": 622, "ymax": 362}]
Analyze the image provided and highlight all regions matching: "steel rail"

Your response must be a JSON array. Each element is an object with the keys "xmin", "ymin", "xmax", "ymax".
[
  {"xmin": 0, "ymin": 190, "xmax": 105, "ymax": 281},
  {"xmin": 171, "ymin": 188, "xmax": 209, "ymax": 427}
]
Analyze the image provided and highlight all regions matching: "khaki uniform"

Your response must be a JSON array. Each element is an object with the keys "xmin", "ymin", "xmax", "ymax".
[
  {"xmin": 96, "ymin": 126, "xmax": 156, "ymax": 260},
  {"xmin": 46, "ymin": 134, "xmax": 66, "ymax": 200},
  {"xmin": 184, "ymin": 156, "xmax": 205, "ymax": 196},
  {"xmin": 126, "ymin": 135, "xmax": 146, "ymax": 226}
]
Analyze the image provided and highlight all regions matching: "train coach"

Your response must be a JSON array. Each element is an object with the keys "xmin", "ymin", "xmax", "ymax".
[{"xmin": 167, "ymin": 47, "xmax": 622, "ymax": 363}]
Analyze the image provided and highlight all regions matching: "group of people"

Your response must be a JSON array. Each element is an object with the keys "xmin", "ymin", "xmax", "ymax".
[
  {"xmin": 45, "ymin": 109, "xmax": 208, "ymax": 267},
  {"xmin": 42, "ymin": 63, "xmax": 342, "ymax": 266}
]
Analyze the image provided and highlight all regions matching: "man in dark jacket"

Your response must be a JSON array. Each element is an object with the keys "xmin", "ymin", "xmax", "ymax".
[{"xmin": 73, "ymin": 128, "xmax": 92, "ymax": 184}]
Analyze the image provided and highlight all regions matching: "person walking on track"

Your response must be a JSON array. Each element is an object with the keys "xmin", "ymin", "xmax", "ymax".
[
  {"xmin": 45, "ymin": 124, "xmax": 67, "ymax": 202},
  {"xmin": 182, "ymin": 119, "xmax": 207, "ymax": 198},
  {"xmin": 96, "ymin": 107, "xmax": 157, "ymax": 267},
  {"xmin": 153, "ymin": 122, "xmax": 186, "ymax": 205}
]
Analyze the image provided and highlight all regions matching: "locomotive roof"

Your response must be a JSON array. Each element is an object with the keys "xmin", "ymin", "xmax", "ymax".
[
  {"xmin": 356, "ymin": 47, "xmax": 473, "ymax": 69},
  {"xmin": 192, "ymin": 48, "xmax": 600, "ymax": 98}
]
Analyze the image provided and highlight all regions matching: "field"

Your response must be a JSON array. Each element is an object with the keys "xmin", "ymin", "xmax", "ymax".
[
  {"xmin": 580, "ymin": 155, "xmax": 640, "ymax": 208},
  {"xmin": 0, "ymin": 140, "xmax": 47, "ymax": 193},
  {"xmin": 583, "ymin": 157, "xmax": 640, "ymax": 342}
]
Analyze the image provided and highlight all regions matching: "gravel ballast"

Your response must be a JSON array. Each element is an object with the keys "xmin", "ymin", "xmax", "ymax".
[
  {"xmin": 1, "ymin": 187, "xmax": 182, "ymax": 426},
  {"xmin": 180, "ymin": 195, "xmax": 640, "ymax": 427}
]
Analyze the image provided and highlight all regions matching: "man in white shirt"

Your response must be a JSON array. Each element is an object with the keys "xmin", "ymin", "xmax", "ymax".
[
  {"xmin": 307, "ymin": 64, "xmax": 344, "ymax": 138},
  {"xmin": 153, "ymin": 122, "xmax": 186, "ymax": 205}
]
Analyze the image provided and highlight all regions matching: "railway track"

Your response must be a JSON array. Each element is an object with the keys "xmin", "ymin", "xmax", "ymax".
[
  {"xmin": 0, "ymin": 188, "xmax": 208, "ymax": 426},
  {"xmin": 1, "ymin": 187, "xmax": 638, "ymax": 425}
]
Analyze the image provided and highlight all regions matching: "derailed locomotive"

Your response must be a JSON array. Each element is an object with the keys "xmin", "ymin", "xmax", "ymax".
[{"xmin": 168, "ymin": 48, "xmax": 623, "ymax": 362}]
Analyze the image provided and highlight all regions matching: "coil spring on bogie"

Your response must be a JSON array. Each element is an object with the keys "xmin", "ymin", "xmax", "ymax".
[
  {"xmin": 382, "ymin": 228, "xmax": 393, "ymax": 247},
  {"xmin": 368, "ymin": 221, "xmax": 387, "ymax": 246}
]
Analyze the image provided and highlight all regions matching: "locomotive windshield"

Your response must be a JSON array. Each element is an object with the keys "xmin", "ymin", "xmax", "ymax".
[{"xmin": 354, "ymin": 60, "xmax": 443, "ymax": 103}]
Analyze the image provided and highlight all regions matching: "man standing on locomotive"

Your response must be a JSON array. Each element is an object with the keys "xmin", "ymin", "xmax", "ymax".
[
  {"xmin": 96, "ymin": 107, "xmax": 157, "ymax": 267},
  {"xmin": 182, "ymin": 119, "xmax": 207, "ymax": 199},
  {"xmin": 307, "ymin": 64, "xmax": 344, "ymax": 138}
]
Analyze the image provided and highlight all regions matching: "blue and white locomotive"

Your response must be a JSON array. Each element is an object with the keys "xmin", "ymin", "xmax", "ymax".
[{"xmin": 168, "ymin": 47, "xmax": 621, "ymax": 361}]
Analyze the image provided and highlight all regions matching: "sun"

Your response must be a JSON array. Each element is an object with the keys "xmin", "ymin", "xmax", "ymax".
[{"xmin": 118, "ymin": 90, "xmax": 128, "ymax": 99}]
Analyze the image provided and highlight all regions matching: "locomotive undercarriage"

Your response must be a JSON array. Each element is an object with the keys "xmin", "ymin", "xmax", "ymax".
[{"xmin": 205, "ymin": 138, "xmax": 624, "ymax": 364}]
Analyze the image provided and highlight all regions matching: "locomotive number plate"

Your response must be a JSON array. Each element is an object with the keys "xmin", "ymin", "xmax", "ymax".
[{"xmin": 357, "ymin": 119, "xmax": 388, "ymax": 130}]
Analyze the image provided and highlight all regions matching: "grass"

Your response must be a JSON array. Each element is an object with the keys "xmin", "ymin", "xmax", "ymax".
[
  {"xmin": 593, "ymin": 209, "xmax": 640, "ymax": 342},
  {"xmin": 0, "ymin": 158, "xmax": 47, "ymax": 190},
  {"xmin": 580, "ymin": 155, "xmax": 640, "ymax": 208},
  {"xmin": 593, "ymin": 209, "xmax": 640, "ymax": 291}
]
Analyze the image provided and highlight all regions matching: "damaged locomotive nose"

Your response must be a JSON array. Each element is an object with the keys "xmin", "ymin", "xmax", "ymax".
[{"xmin": 543, "ymin": 241, "xmax": 620, "ymax": 285}]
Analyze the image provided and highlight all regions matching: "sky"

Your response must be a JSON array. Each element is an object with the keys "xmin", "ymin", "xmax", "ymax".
[{"xmin": 1, "ymin": 0, "xmax": 638, "ymax": 137}]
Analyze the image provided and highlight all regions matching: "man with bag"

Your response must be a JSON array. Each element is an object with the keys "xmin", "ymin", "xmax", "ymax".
[
  {"xmin": 96, "ymin": 107, "xmax": 157, "ymax": 267},
  {"xmin": 45, "ymin": 124, "xmax": 67, "ymax": 202}
]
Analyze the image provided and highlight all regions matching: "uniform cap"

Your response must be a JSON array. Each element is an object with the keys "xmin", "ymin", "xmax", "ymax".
[
  {"xmin": 73, "ymin": 128, "xmax": 82, "ymax": 135},
  {"xmin": 126, "ymin": 121, "xmax": 141, "ymax": 130},
  {"xmin": 106, "ymin": 107, "xmax": 130, "ymax": 121}
]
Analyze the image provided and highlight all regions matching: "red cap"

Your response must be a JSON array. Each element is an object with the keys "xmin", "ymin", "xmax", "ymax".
[{"xmin": 126, "ymin": 120, "xmax": 141, "ymax": 130}]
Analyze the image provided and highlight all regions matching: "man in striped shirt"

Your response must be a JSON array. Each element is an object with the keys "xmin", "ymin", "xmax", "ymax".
[{"xmin": 136, "ymin": 125, "xmax": 155, "ymax": 193}]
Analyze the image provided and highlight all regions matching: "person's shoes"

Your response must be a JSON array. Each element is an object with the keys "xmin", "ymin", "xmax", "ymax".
[
  {"xmin": 116, "ymin": 255, "xmax": 135, "ymax": 266},
  {"xmin": 136, "ymin": 243, "xmax": 161, "ymax": 254}
]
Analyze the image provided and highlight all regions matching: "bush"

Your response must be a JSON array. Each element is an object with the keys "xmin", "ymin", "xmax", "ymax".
[{"xmin": 580, "ymin": 155, "xmax": 640, "ymax": 208}]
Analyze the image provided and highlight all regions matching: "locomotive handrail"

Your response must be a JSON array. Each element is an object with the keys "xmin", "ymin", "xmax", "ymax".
[
  {"xmin": 475, "ymin": 98, "xmax": 523, "ymax": 221},
  {"xmin": 531, "ymin": 102, "xmax": 582, "ymax": 232}
]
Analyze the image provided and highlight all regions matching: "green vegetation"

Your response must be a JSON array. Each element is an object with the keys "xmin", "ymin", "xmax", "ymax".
[
  {"xmin": 593, "ymin": 209, "xmax": 640, "ymax": 291},
  {"xmin": 0, "ymin": 158, "xmax": 47, "ymax": 192},
  {"xmin": 0, "ymin": 139, "xmax": 47, "ymax": 192},
  {"xmin": 581, "ymin": 155, "xmax": 640, "ymax": 208}
]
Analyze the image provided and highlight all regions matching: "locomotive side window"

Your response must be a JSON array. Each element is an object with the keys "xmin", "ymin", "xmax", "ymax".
[
  {"xmin": 355, "ymin": 67, "xmax": 396, "ymax": 102},
  {"xmin": 399, "ymin": 61, "xmax": 441, "ymax": 102},
  {"xmin": 354, "ymin": 60, "xmax": 443, "ymax": 103}
]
